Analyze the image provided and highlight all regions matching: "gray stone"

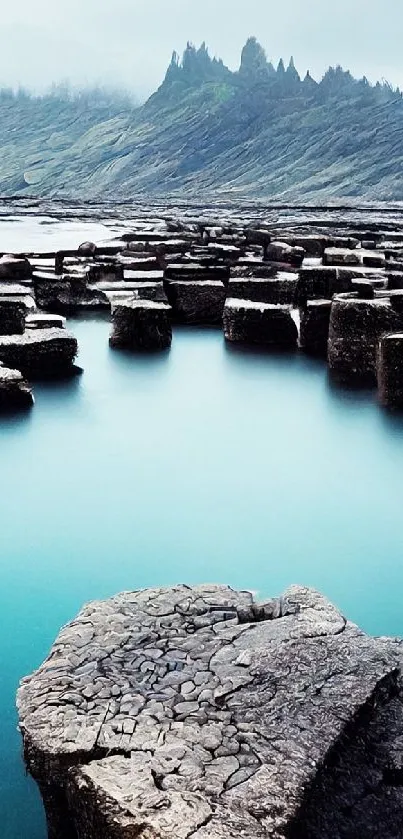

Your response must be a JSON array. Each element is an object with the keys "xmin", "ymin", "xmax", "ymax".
[
  {"xmin": 110, "ymin": 300, "xmax": 172, "ymax": 350},
  {"xmin": 223, "ymin": 299, "xmax": 298, "ymax": 347},
  {"xmin": 16, "ymin": 584, "xmax": 403, "ymax": 839},
  {"xmin": 0, "ymin": 328, "xmax": 78, "ymax": 376},
  {"xmin": 0, "ymin": 365, "xmax": 33, "ymax": 410}
]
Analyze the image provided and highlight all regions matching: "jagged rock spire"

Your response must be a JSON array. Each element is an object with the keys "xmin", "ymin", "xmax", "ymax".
[{"xmin": 240, "ymin": 37, "xmax": 270, "ymax": 79}]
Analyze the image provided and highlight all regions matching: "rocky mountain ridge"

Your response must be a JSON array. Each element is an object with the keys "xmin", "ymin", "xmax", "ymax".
[{"xmin": 0, "ymin": 39, "xmax": 403, "ymax": 200}]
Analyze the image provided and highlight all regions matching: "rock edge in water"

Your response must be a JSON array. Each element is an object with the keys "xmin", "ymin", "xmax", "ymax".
[{"xmin": 17, "ymin": 584, "xmax": 403, "ymax": 838}]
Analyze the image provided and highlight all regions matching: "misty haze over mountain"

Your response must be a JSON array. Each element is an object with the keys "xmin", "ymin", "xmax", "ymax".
[
  {"xmin": 1, "ymin": 0, "xmax": 403, "ymax": 97},
  {"xmin": 0, "ymin": 37, "xmax": 402, "ymax": 202}
]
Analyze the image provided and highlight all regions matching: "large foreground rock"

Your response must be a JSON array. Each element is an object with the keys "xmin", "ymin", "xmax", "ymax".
[
  {"xmin": 17, "ymin": 584, "xmax": 403, "ymax": 839},
  {"xmin": 110, "ymin": 300, "xmax": 172, "ymax": 350},
  {"xmin": 224, "ymin": 299, "xmax": 298, "ymax": 347},
  {"xmin": 0, "ymin": 328, "xmax": 78, "ymax": 376}
]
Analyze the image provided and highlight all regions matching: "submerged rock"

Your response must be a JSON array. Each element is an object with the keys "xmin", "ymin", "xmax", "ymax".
[
  {"xmin": 17, "ymin": 584, "xmax": 403, "ymax": 839},
  {"xmin": 0, "ymin": 328, "xmax": 78, "ymax": 376},
  {"xmin": 0, "ymin": 364, "xmax": 33, "ymax": 410},
  {"xmin": 224, "ymin": 299, "xmax": 298, "ymax": 347},
  {"xmin": 110, "ymin": 300, "xmax": 172, "ymax": 350}
]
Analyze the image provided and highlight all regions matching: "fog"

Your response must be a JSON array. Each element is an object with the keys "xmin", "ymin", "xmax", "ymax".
[{"xmin": 1, "ymin": 0, "xmax": 402, "ymax": 97}]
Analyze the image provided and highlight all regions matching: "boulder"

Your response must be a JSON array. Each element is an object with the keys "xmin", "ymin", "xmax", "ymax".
[
  {"xmin": 377, "ymin": 332, "xmax": 403, "ymax": 408},
  {"xmin": 0, "ymin": 254, "xmax": 32, "ymax": 281},
  {"xmin": 17, "ymin": 584, "xmax": 403, "ymax": 839},
  {"xmin": 0, "ymin": 365, "xmax": 33, "ymax": 410},
  {"xmin": 0, "ymin": 328, "xmax": 78, "ymax": 376},
  {"xmin": 265, "ymin": 241, "xmax": 305, "ymax": 267},
  {"xmin": 0, "ymin": 299, "xmax": 27, "ymax": 335},
  {"xmin": 110, "ymin": 300, "xmax": 172, "ymax": 350},
  {"xmin": 78, "ymin": 242, "xmax": 97, "ymax": 257},
  {"xmin": 300, "ymin": 300, "xmax": 332, "ymax": 356},
  {"xmin": 227, "ymin": 276, "xmax": 297, "ymax": 305},
  {"xmin": 164, "ymin": 280, "xmax": 226, "ymax": 324},
  {"xmin": 328, "ymin": 296, "xmax": 403, "ymax": 382},
  {"xmin": 224, "ymin": 299, "xmax": 298, "ymax": 347}
]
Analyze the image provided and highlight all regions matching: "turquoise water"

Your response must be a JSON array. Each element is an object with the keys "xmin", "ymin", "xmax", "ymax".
[{"xmin": 2, "ymin": 315, "xmax": 403, "ymax": 837}]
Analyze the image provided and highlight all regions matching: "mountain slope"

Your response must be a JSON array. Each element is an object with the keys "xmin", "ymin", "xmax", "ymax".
[{"xmin": 0, "ymin": 41, "xmax": 403, "ymax": 201}]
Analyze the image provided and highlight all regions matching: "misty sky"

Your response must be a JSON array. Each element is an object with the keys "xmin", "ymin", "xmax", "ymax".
[{"xmin": 2, "ymin": 0, "xmax": 403, "ymax": 97}]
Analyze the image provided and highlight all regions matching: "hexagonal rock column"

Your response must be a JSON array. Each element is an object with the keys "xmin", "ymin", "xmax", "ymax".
[
  {"xmin": 328, "ymin": 296, "xmax": 403, "ymax": 383},
  {"xmin": 110, "ymin": 300, "xmax": 172, "ymax": 350},
  {"xmin": 300, "ymin": 300, "xmax": 332, "ymax": 356},
  {"xmin": 377, "ymin": 332, "xmax": 403, "ymax": 408},
  {"xmin": 0, "ymin": 365, "xmax": 33, "ymax": 410},
  {"xmin": 17, "ymin": 585, "xmax": 403, "ymax": 839},
  {"xmin": 0, "ymin": 299, "xmax": 27, "ymax": 335},
  {"xmin": 0, "ymin": 328, "xmax": 78, "ymax": 377},
  {"xmin": 164, "ymin": 280, "xmax": 227, "ymax": 324},
  {"xmin": 224, "ymin": 299, "xmax": 298, "ymax": 347}
]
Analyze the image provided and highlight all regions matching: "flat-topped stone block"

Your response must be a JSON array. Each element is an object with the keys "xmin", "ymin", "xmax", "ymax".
[
  {"xmin": 227, "ymin": 275, "xmax": 297, "ymax": 306},
  {"xmin": 224, "ymin": 299, "xmax": 298, "ymax": 347},
  {"xmin": 377, "ymin": 332, "xmax": 403, "ymax": 407},
  {"xmin": 0, "ymin": 299, "xmax": 27, "ymax": 335},
  {"xmin": 0, "ymin": 328, "xmax": 78, "ymax": 376},
  {"xmin": 164, "ymin": 280, "xmax": 227, "ymax": 324},
  {"xmin": 110, "ymin": 300, "xmax": 172, "ymax": 350},
  {"xmin": 328, "ymin": 296, "xmax": 403, "ymax": 382},
  {"xmin": 17, "ymin": 584, "xmax": 403, "ymax": 839},
  {"xmin": 0, "ymin": 365, "xmax": 33, "ymax": 410},
  {"xmin": 165, "ymin": 263, "xmax": 230, "ymax": 284},
  {"xmin": 300, "ymin": 299, "xmax": 332, "ymax": 356},
  {"xmin": 33, "ymin": 272, "xmax": 108, "ymax": 312},
  {"xmin": 25, "ymin": 314, "xmax": 66, "ymax": 330}
]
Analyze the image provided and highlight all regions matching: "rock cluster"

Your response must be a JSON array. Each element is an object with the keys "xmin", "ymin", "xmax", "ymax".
[{"xmin": 17, "ymin": 584, "xmax": 403, "ymax": 839}]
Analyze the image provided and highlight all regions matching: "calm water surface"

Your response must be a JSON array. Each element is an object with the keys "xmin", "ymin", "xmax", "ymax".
[{"xmin": 1, "ymin": 248, "xmax": 403, "ymax": 836}]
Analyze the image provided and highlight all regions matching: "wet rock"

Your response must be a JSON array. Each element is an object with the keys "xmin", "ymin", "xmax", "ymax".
[
  {"xmin": 265, "ymin": 241, "xmax": 305, "ymax": 268},
  {"xmin": 110, "ymin": 300, "xmax": 172, "ymax": 350},
  {"xmin": 33, "ymin": 272, "xmax": 108, "ymax": 313},
  {"xmin": 164, "ymin": 280, "xmax": 226, "ymax": 324},
  {"xmin": 17, "ymin": 585, "xmax": 403, "ymax": 839},
  {"xmin": 296, "ymin": 266, "xmax": 353, "ymax": 306},
  {"xmin": 25, "ymin": 314, "xmax": 66, "ymax": 330},
  {"xmin": 165, "ymin": 263, "xmax": 230, "ymax": 285},
  {"xmin": 328, "ymin": 296, "xmax": 403, "ymax": 382},
  {"xmin": 0, "ymin": 254, "xmax": 32, "ymax": 281},
  {"xmin": 377, "ymin": 332, "xmax": 403, "ymax": 407},
  {"xmin": 323, "ymin": 247, "xmax": 361, "ymax": 266},
  {"xmin": 300, "ymin": 300, "xmax": 332, "ymax": 356},
  {"xmin": 0, "ymin": 299, "xmax": 27, "ymax": 335},
  {"xmin": 227, "ymin": 275, "xmax": 298, "ymax": 305},
  {"xmin": 0, "ymin": 365, "xmax": 33, "ymax": 410},
  {"xmin": 0, "ymin": 328, "xmax": 78, "ymax": 377},
  {"xmin": 78, "ymin": 242, "xmax": 97, "ymax": 257},
  {"xmin": 224, "ymin": 299, "xmax": 298, "ymax": 347}
]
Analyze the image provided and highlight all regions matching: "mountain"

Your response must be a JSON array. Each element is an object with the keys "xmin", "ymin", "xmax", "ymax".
[{"xmin": 0, "ymin": 40, "xmax": 403, "ymax": 201}]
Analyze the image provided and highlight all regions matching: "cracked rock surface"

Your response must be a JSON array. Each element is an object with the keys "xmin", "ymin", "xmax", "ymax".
[{"xmin": 17, "ymin": 585, "xmax": 403, "ymax": 838}]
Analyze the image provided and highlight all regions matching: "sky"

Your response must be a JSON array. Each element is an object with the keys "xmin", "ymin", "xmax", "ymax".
[{"xmin": 1, "ymin": 0, "xmax": 403, "ymax": 98}]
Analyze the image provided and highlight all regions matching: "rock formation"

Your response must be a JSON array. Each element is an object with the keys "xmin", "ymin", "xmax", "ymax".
[
  {"xmin": 164, "ymin": 280, "xmax": 226, "ymax": 324},
  {"xmin": 0, "ymin": 299, "xmax": 27, "ymax": 335},
  {"xmin": 328, "ymin": 295, "xmax": 403, "ymax": 382},
  {"xmin": 224, "ymin": 299, "xmax": 298, "ymax": 347},
  {"xmin": 299, "ymin": 300, "xmax": 332, "ymax": 356},
  {"xmin": 0, "ymin": 328, "xmax": 78, "ymax": 376},
  {"xmin": 377, "ymin": 332, "xmax": 403, "ymax": 407},
  {"xmin": 17, "ymin": 584, "xmax": 403, "ymax": 839},
  {"xmin": 0, "ymin": 364, "xmax": 33, "ymax": 409},
  {"xmin": 110, "ymin": 300, "xmax": 172, "ymax": 350}
]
